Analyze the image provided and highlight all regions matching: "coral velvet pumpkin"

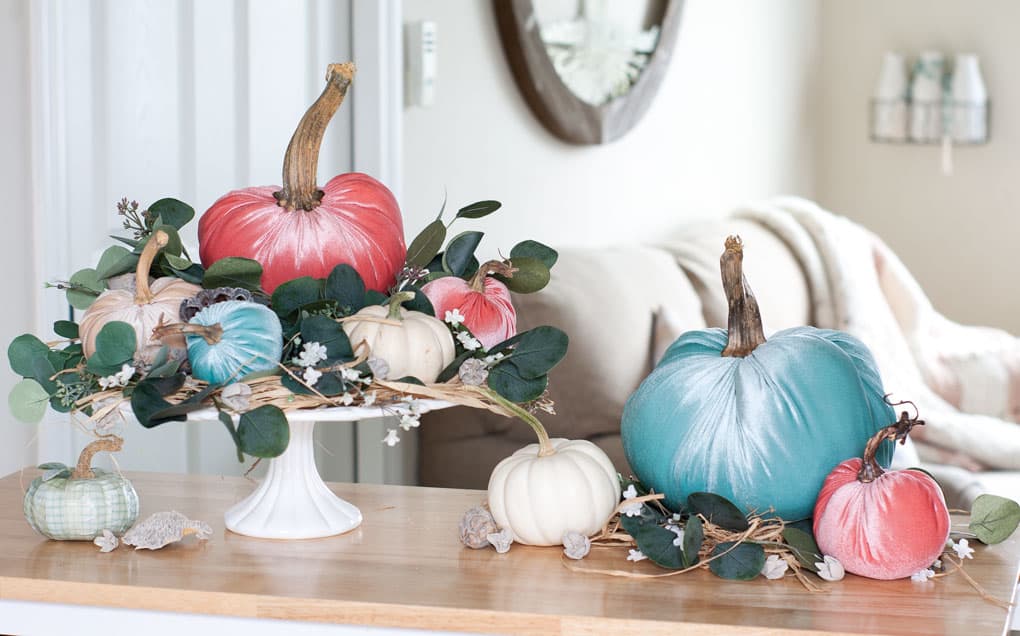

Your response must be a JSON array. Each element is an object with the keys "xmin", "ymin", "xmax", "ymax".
[
  {"xmin": 621, "ymin": 237, "xmax": 894, "ymax": 520},
  {"xmin": 421, "ymin": 260, "xmax": 517, "ymax": 349},
  {"xmin": 199, "ymin": 63, "xmax": 405, "ymax": 294},
  {"xmin": 813, "ymin": 413, "xmax": 950, "ymax": 580}
]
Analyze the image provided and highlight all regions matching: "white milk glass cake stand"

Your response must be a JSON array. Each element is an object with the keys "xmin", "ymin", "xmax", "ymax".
[{"xmin": 187, "ymin": 400, "xmax": 451, "ymax": 539}]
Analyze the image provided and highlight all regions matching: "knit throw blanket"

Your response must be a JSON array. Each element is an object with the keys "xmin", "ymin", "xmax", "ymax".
[{"xmin": 734, "ymin": 197, "xmax": 1020, "ymax": 470}]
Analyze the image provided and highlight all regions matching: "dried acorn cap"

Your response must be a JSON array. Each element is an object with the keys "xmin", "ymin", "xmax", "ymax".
[{"xmin": 180, "ymin": 287, "xmax": 254, "ymax": 321}]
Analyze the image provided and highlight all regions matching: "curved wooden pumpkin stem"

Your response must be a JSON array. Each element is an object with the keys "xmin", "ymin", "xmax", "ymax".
[
  {"xmin": 134, "ymin": 230, "xmax": 169, "ymax": 305},
  {"xmin": 386, "ymin": 291, "xmax": 416, "ymax": 320},
  {"xmin": 73, "ymin": 435, "xmax": 124, "ymax": 480},
  {"xmin": 152, "ymin": 321, "xmax": 224, "ymax": 345},
  {"xmin": 274, "ymin": 62, "xmax": 356, "ymax": 211},
  {"xmin": 857, "ymin": 407, "xmax": 925, "ymax": 483},
  {"xmin": 720, "ymin": 236, "xmax": 767, "ymax": 358},
  {"xmin": 468, "ymin": 260, "xmax": 518, "ymax": 293}
]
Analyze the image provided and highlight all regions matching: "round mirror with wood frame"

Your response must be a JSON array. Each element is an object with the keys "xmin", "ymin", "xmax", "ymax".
[{"xmin": 494, "ymin": 0, "xmax": 685, "ymax": 145}]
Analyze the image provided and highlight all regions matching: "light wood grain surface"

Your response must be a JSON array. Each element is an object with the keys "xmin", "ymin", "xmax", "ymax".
[{"xmin": 1, "ymin": 469, "xmax": 1017, "ymax": 635}]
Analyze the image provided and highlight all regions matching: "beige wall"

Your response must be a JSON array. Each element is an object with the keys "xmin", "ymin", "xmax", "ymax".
[
  {"xmin": 0, "ymin": 0, "xmax": 38, "ymax": 476},
  {"xmin": 402, "ymin": 0, "xmax": 820, "ymax": 253},
  {"xmin": 818, "ymin": 0, "xmax": 1020, "ymax": 334}
]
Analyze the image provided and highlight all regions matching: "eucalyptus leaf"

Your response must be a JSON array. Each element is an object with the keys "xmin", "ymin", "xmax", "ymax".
[
  {"xmin": 92, "ymin": 321, "xmax": 137, "ymax": 365},
  {"xmin": 510, "ymin": 240, "xmax": 558, "ymax": 269},
  {"xmin": 709, "ymin": 542, "xmax": 765, "ymax": 580},
  {"xmin": 271, "ymin": 277, "xmax": 324, "ymax": 318},
  {"xmin": 503, "ymin": 326, "xmax": 568, "ymax": 378},
  {"xmin": 455, "ymin": 200, "xmax": 502, "ymax": 220},
  {"xmin": 154, "ymin": 224, "xmax": 184, "ymax": 257},
  {"xmin": 67, "ymin": 268, "xmax": 105, "ymax": 310},
  {"xmin": 281, "ymin": 373, "xmax": 316, "ymax": 396},
  {"xmin": 781, "ymin": 526, "xmax": 822, "ymax": 573},
  {"xmin": 627, "ymin": 521, "xmax": 686, "ymax": 569},
  {"xmin": 27, "ymin": 356, "xmax": 59, "ymax": 393},
  {"xmin": 442, "ymin": 231, "xmax": 484, "ymax": 277},
  {"xmin": 299, "ymin": 314, "xmax": 354, "ymax": 361},
  {"xmin": 218, "ymin": 411, "xmax": 244, "ymax": 463},
  {"xmin": 364, "ymin": 290, "xmax": 388, "ymax": 307},
  {"xmin": 437, "ymin": 350, "xmax": 475, "ymax": 383},
  {"xmin": 169, "ymin": 262, "xmax": 205, "ymax": 284},
  {"xmin": 324, "ymin": 264, "xmax": 366, "ymax": 315},
  {"xmin": 131, "ymin": 377, "xmax": 187, "ymax": 428},
  {"xmin": 238, "ymin": 405, "xmax": 290, "ymax": 458},
  {"xmin": 41, "ymin": 467, "xmax": 71, "ymax": 482},
  {"xmin": 53, "ymin": 320, "xmax": 79, "ymax": 340},
  {"xmin": 400, "ymin": 285, "xmax": 435, "ymax": 316},
  {"xmin": 162, "ymin": 253, "xmax": 191, "ymax": 271},
  {"xmin": 149, "ymin": 197, "xmax": 195, "ymax": 230},
  {"xmin": 8, "ymin": 334, "xmax": 51, "ymax": 377},
  {"xmin": 37, "ymin": 462, "xmax": 67, "ymax": 470},
  {"xmin": 8, "ymin": 379, "xmax": 51, "ymax": 423},
  {"xmin": 497, "ymin": 256, "xmax": 550, "ymax": 294},
  {"xmin": 687, "ymin": 492, "xmax": 750, "ymax": 531},
  {"xmin": 95, "ymin": 245, "xmax": 139, "ymax": 280},
  {"xmin": 202, "ymin": 257, "xmax": 264, "ymax": 291},
  {"xmin": 405, "ymin": 219, "xmax": 446, "ymax": 268},
  {"xmin": 970, "ymin": 494, "xmax": 1020, "ymax": 545},
  {"xmin": 487, "ymin": 364, "xmax": 548, "ymax": 403},
  {"xmin": 682, "ymin": 515, "xmax": 703, "ymax": 568},
  {"xmin": 392, "ymin": 376, "xmax": 426, "ymax": 386}
]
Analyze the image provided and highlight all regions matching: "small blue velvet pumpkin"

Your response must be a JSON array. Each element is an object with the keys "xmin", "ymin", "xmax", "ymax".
[
  {"xmin": 185, "ymin": 300, "xmax": 283, "ymax": 384},
  {"xmin": 621, "ymin": 238, "xmax": 893, "ymax": 520}
]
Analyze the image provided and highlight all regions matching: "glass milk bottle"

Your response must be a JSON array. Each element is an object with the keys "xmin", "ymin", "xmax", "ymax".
[
  {"xmin": 950, "ymin": 54, "xmax": 988, "ymax": 143},
  {"xmin": 872, "ymin": 52, "xmax": 908, "ymax": 141},
  {"xmin": 909, "ymin": 51, "xmax": 945, "ymax": 142}
]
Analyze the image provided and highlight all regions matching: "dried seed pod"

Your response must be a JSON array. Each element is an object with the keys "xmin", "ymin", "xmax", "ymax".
[
  {"xmin": 122, "ymin": 511, "xmax": 213, "ymax": 550},
  {"xmin": 487, "ymin": 527, "xmax": 513, "ymax": 554},
  {"xmin": 180, "ymin": 287, "xmax": 255, "ymax": 322},
  {"xmin": 562, "ymin": 532, "xmax": 591, "ymax": 560},
  {"xmin": 459, "ymin": 505, "xmax": 498, "ymax": 549}
]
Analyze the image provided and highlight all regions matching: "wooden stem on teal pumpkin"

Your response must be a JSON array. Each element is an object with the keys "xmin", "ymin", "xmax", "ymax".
[
  {"xmin": 273, "ymin": 62, "xmax": 355, "ymax": 212},
  {"xmin": 857, "ymin": 410, "xmax": 924, "ymax": 483},
  {"xmin": 468, "ymin": 260, "xmax": 518, "ymax": 293},
  {"xmin": 477, "ymin": 386, "xmax": 555, "ymax": 457},
  {"xmin": 134, "ymin": 230, "xmax": 169, "ymax": 305},
  {"xmin": 72, "ymin": 435, "xmax": 124, "ymax": 480},
  {"xmin": 152, "ymin": 322, "xmax": 224, "ymax": 345},
  {"xmin": 386, "ymin": 291, "xmax": 416, "ymax": 320},
  {"xmin": 720, "ymin": 235, "xmax": 768, "ymax": 358}
]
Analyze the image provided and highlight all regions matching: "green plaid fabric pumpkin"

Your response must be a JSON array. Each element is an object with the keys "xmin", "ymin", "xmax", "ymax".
[{"xmin": 24, "ymin": 466, "xmax": 139, "ymax": 540}]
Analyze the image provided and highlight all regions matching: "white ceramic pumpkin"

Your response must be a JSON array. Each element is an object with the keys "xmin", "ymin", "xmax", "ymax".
[
  {"xmin": 488, "ymin": 438, "xmax": 620, "ymax": 546},
  {"xmin": 79, "ymin": 230, "xmax": 200, "ymax": 360},
  {"xmin": 342, "ymin": 292, "xmax": 455, "ymax": 383}
]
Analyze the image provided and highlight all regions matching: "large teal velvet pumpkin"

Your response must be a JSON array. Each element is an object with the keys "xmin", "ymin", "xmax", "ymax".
[
  {"xmin": 621, "ymin": 237, "xmax": 894, "ymax": 520},
  {"xmin": 185, "ymin": 300, "xmax": 283, "ymax": 384}
]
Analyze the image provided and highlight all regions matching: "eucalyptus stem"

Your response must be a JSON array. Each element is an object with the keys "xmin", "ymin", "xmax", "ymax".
[
  {"xmin": 134, "ymin": 230, "xmax": 169, "ymax": 305},
  {"xmin": 478, "ymin": 386, "xmax": 555, "ymax": 457}
]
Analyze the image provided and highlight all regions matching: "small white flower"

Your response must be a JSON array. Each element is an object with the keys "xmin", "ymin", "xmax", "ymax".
[
  {"xmin": 399, "ymin": 412, "xmax": 421, "ymax": 431},
  {"xmin": 340, "ymin": 392, "xmax": 355, "ymax": 406},
  {"xmin": 114, "ymin": 363, "xmax": 135, "ymax": 385},
  {"xmin": 627, "ymin": 549, "xmax": 647, "ymax": 562},
  {"xmin": 665, "ymin": 524, "xmax": 685, "ymax": 547},
  {"xmin": 382, "ymin": 428, "xmax": 400, "ymax": 447},
  {"xmin": 487, "ymin": 528, "xmax": 514, "ymax": 554},
  {"xmin": 363, "ymin": 391, "xmax": 377, "ymax": 407},
  {"xmin": 444, "ymin": 308, "xmax": 465, "ymax": 327},
  {"xmin": 952, "ymin": 538, "xmax": 975, "ymax": 560},
  {"xmin": 671, "ymin": 513, "xmax": 682, "ymax": 522},
  {"xmin": 932, "ymin": 558, "xmax": 942, "ymax": 569},
  {"xmin": 94, "ymin": 529, "xmax": 119, "ymax": 553},
  {"xmin": 815, "ymin": 555, "xmax": 845, "ymax": 582},
  {"xmin": 294, "ymin": 341, "xmax": 328, "ymax": 367},
  {"xmin": 622, "ymin": 484, "xmax": 638, "ymax": 500},
  {"xmin": 302, "ymin": 366, "xmax": 322, "ymax": 387},
  {"xmin": 367, "ymin": 357, "xmax": 390, "ymax": 380},
  {"xmin": 340, "ymin": 367, "xmax": 361, "ymax": 383},
  {"xmin": 620, "ymin": 501, "xmax": 643, "ymax": 517},
  {"xmin": 482, "ymin": 352, "xmax": 505, "ymax": 366},
  {"xmin": 761, "ymin": 554, "xmax": 789, "ymax": 580},
  {"xmin": 911, "ymin": 568, "xmax": 936, "ymax": 582},
  {"xmin": 456, "ymin": 331, "xmax": 482, "ymax": 351},
  {"xmin": 220, "ymin": 382, "xmax": 252, "ymax": 412},
  {"xmin": 562, "ymin": 532, "xmax": 591, "ymax": 560}
]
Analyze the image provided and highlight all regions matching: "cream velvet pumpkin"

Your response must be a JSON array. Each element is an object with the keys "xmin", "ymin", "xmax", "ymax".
[
  {"xmin": 487, "ymin": 438, "xmax": 620, "ymax": 546},
  {"xmin": 342, "ymin": 294, "xmax": 455, "ymax": 383},
  {"xmin": 79, "ymin": 231, "xmax": 200, "ymax": 359}
]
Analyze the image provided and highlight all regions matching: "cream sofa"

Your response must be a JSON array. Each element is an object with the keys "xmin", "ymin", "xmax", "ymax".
[{"xmin": 419, "ymin": 216, "xmax": 1020, "ymax": 508}]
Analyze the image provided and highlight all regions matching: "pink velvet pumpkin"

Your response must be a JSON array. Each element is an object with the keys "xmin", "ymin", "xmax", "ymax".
[
  {"xmin": 421, "ymin": 260, "xmax": 517, "ymax": 350},
  {"xmin": 199, "ymin": 63, "xmax": 405, "ymax": 294},
  {"xmin": 813, "ymin": 413, "xmax": 950, "ymax": 580}
]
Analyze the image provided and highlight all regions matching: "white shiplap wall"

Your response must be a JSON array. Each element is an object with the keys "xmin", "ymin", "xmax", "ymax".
[{"xmin": 30, "ymin": 0, "xmax": 408, "ymax": 483}]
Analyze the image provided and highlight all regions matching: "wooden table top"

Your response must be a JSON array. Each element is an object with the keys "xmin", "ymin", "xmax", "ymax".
[{"xmin": 0, "ymin": 469, "xmax": 1017, "ymax": 635}]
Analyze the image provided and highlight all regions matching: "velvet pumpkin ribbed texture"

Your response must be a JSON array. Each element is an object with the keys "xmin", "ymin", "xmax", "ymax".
[
  {"xmin": 421, "ymin": 276, "xmax": 516, "ymax": 349},
  {"xmin": 621, "ymin": 326, "xmax": 894, "ymax": 520},
  {"xmin": 198, "ymin": 173, "xmax": 405, "ymax": 294},
  {"xmin": 185, "ymin": 301, "xmax": 283, "ymax": 385},
  {"xmin": 813, "ymin": 458, "xmax": 950, "ymax": 579}
]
